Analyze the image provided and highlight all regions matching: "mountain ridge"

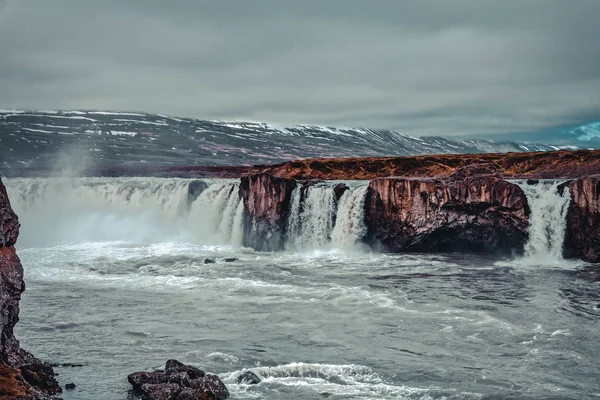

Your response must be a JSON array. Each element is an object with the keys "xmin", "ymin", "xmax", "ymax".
[{"xmin": 0, "ymin": 109, "xmax": 586, "ymax": 176}]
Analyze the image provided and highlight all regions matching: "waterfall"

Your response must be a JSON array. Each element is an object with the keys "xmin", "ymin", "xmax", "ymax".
[
  {"xmin": 285, "ymin": 183, "xmax": 369, "ymax": 251},
  {"xmin": 5, "ymin": 177, "xmax": 244, "ymax": 247},
  {"xmin": 331, "ymin": 186, "xmax": 369, "ymax": 249},
  {"xmin": 186, "ymin": 182, "xmax": 244, "ymax": 245},
  {"xmin": 519, "ymin": 181, "xmax": 571, "ymax": 262},
  {"xmin": 286, "ymin": 185, "xmax": 336, "ymax": 250}
]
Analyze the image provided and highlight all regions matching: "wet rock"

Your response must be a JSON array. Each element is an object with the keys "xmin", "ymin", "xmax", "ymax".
[
  {"xmin": 177, "ymin": 388, "xmax": 215, "ymax": 400},
  {"xmin": 222, "ymin": 258, "xmax": 238, "ymax": 263},
  {"xmin": 140, "ymin": 382, "xmax": 181, "ymax": 400},
  {"xmin": 564, "ymin": 177, "xmax": 600, "ymax": 262},
  {"xmin": 165, "ymin": 360, "xmax": 205, "ymax": 380},
  {"xmin": 239, "ymin": 173, "xmax": 297, "ymax": 251},
  {"xmin": 365, "ymin": 175, "xmax": 529, "ymax": 254},
  {"xmin": 236, "ymin": 370, "xmax": 261, "ymax": 385},
  {"xmin": 332, "ymin": 183, "xmax": 349, "ymax": 202},
  {"xmin": 203, "ymin": 258, "xmax": 215, "ymax": 264},
  {"xmin": 65, "ymin": 383, "xmax": 76, "ymax": 390},
  {"xmin": 0, "ymin": 177, "xmax": 62, "ymax": 399},
  {"xmin": 128, "ymin": 360, "xmax": 228, "ymax": 400},
  {"xmin": 189, "ymin": 374, "xmax": 229, "ymax": 399},
  {"xmin": 526, "ymin": 179, "xmax": 540, "ymax": 185},
  {"xmin": 187, "ymin": 180, "xmax": 209, "ymax": 207}
]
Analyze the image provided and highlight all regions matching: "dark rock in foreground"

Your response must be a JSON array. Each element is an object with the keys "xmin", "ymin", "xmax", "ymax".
[
  {"xmin": 0, "ymin": 177, "xmax": 62, "ymax": 399},
  {"xmin": 365, "ymin": 170, "xmax": 530, "ymax": 253},
  {"xmin": 564, "ymin": 177, "xmax": 600, "ymax": 262},
  {"xmin": 128, "ymin": 359, "xmax": 229, "ymax": 400}
]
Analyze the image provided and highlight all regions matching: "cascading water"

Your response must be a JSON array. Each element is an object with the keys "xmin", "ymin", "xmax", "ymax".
[
  {"xmin": 330, "ymin": 186, "xmax": 369, "ymax": 249},
  {"xmin": 286, "ymin": 183, "xmax": 369, "ymax": 251},
  {"xmin": 5, "ymin": 177, "xmax": 244, "ymax": 247},
  {"xmin": 286, "ymin": 185, "xmax": 336, "ymax": 250},
  {"xmin": 519, "ymin": 181, "xmax": 571, "ymax": 262},
  {"xmin": 189, "ymin": 182, "xmax": 245, "ymax": 246}
]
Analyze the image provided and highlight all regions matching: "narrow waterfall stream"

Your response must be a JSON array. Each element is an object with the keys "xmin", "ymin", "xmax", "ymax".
[{"xmin": 518, "ymin": 181, "xmax": 571, "ymax": 262}]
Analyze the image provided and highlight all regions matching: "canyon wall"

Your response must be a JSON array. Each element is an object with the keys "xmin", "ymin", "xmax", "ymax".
[
  {"xmin": 564, "ymin": 177, "xmax": 600, "ymax": 263},
  {"xmin": 0, "ymin": 177, "xmax": 61, "ymax": 399}
]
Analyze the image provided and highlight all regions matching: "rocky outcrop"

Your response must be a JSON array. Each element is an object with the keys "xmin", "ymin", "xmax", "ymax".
[
  {"xmin": 564, "ymin": 177, "xmax": 600, "ymax": 262},
  {"xmin": 128, "ymin": 359, "xmax": 229, "ymax": 400},
  {"xmin": 239, "ymin": 173, "xmax": 297, "ymax": 251},
  {"xmin": 365, "ymin": 172, "xmax": 530, "ymax": 253},
  {"xmin": 0, "ymin": 177, "xmax": 61, "ymax": 399}
]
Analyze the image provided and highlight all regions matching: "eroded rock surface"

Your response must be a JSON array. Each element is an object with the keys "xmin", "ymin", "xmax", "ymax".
[
  {"xmin": 128, "ymin": 359, "xmax": 229, "ymax": 400},
  {"xmin": 239, "ymin": 173, "xmax": 297, "ymax": 251},
  {"xmin": 564, "ymin": 177, "xmax": 600, "ymax": 262},
  {"xmin": 0, "ymin": 177, "xmax": 61, "ymax": 399},
  {"xmin": 365, "ymin": 172, "xmax": 530, "ymax": 253}
]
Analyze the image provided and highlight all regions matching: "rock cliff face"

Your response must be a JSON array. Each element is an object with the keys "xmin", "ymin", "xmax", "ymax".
[
  {"xmin": 364, "ymin": 172, "xmax": 530, "ymax": 253},
  {"xmin": 0, "ymin": 177, "xmax": 61, "ymax": 400},
  {"xmin": 239, "ymin": 173, "xmax": 297, "ymax": 251},
  {"xmin": 564, "ymin": 177, "xmax": 600, "ymax": 262}
]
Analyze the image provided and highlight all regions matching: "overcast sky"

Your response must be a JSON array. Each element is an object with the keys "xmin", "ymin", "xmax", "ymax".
[{"xmin": 1, "ymin": 0, "xmax": 599, "ymax": 136}]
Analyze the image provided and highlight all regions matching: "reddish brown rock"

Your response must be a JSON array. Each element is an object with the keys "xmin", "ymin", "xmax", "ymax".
[
  {"xmin": 0, "ymin": 177, "xmax": 61, "ymax": 399},
  {"xmin": 365, "ymin": 173, "xmax": 530, "ymax": 253},
  {"xmin": 128, "ymin": 360, "xmax": 228, "ymax": 400},
  {"xmin": 239, "ymin": 173, "xmax": 297, "ymax": 251},
  {"xmin": 564, "ymin": 177, "xmax": 600, "ymax": 262}
]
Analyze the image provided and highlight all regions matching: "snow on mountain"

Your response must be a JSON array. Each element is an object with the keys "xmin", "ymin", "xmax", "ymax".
[{"xmin": 0, "ymin": 109, "xmax": 583, "ymax": 175}]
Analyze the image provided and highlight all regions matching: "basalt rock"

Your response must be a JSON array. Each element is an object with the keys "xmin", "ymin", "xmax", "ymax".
[
  {"xmin": 564, "ymin": 177, "xmax": 600, "ymax": 262},
  {"xmin": 365, "ymin": 172, "xmax": 529, "ymax": 253},
  {"xmin": 187, "ymin": 180, "xmax": 209, "ymax": 207},
  {"xmin": 239, "ymin": 173, "xmax": 297, "ymax": 251},
  {"xmin": 0, "ymin": 177, "xmax": 62, "ymax": 399},
  {"xmin": 128, "ymin": 360, "xmax": 228, "ymax": 400}
]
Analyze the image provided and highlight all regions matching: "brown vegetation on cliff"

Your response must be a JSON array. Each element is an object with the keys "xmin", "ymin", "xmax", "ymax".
[{"xmin": 254, "ymin": 150, "xmax": 600, "ymax": 180}]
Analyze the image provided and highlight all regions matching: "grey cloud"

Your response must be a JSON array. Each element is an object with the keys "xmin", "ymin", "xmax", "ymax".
[{"xmin": 0, "ymin": 0, "xmax": 599, "ymax": 136}]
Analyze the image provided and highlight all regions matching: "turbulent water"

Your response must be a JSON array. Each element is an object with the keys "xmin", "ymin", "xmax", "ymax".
[{"xmin": 5, "ymin": 178, "xmax": 600, "ymax": 399}]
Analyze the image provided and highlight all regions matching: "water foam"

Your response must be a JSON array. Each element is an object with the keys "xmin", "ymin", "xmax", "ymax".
[
  {"xmin": 518, "ymin": 181, "xmax": 571, "ymax": 264},
  {"xmin": 5, "ymin": 177, "xmax": 243, "ymax": 247}
]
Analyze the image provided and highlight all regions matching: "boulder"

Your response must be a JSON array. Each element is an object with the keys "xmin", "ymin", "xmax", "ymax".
[{"xmin": 128, "ymin": 360, "xmax": 228, "ymax": 400}]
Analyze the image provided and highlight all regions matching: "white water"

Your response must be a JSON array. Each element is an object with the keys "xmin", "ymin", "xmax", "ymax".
[
  {"xmin": 331, "ymin": 186, "xmax": 369, "ymax": 249},
  {"xmin": 287, "ymin": 183, "xmax": 368, "ymax": 251},
  {"xmin": 5, "ymin": 177, "xmax": 244, "ymax": 248},
  {"xmin": 519, "ymin": 181, "xmax": 571, "ymax": 263}
]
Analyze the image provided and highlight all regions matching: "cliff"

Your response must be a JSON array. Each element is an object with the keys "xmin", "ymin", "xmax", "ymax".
[
  {"xmin": 0, "ymin": 177, "xmax": 61, "ymax": 399},
  {"xmin": 564, "ymin": 177, "xmax": 600, "ymax": 262},
  {"xmin": 365, "ymin": 172, "xmax": 530, "ymax": 253},
  {"xmin": 239, "ymin": 173, "xmax": 297, "ymax": 251}
]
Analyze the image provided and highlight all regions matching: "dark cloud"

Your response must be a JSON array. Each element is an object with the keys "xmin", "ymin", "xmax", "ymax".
[{"xmin": 1, "ymin": 0, "xmax": 599, "ymax": 136}]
